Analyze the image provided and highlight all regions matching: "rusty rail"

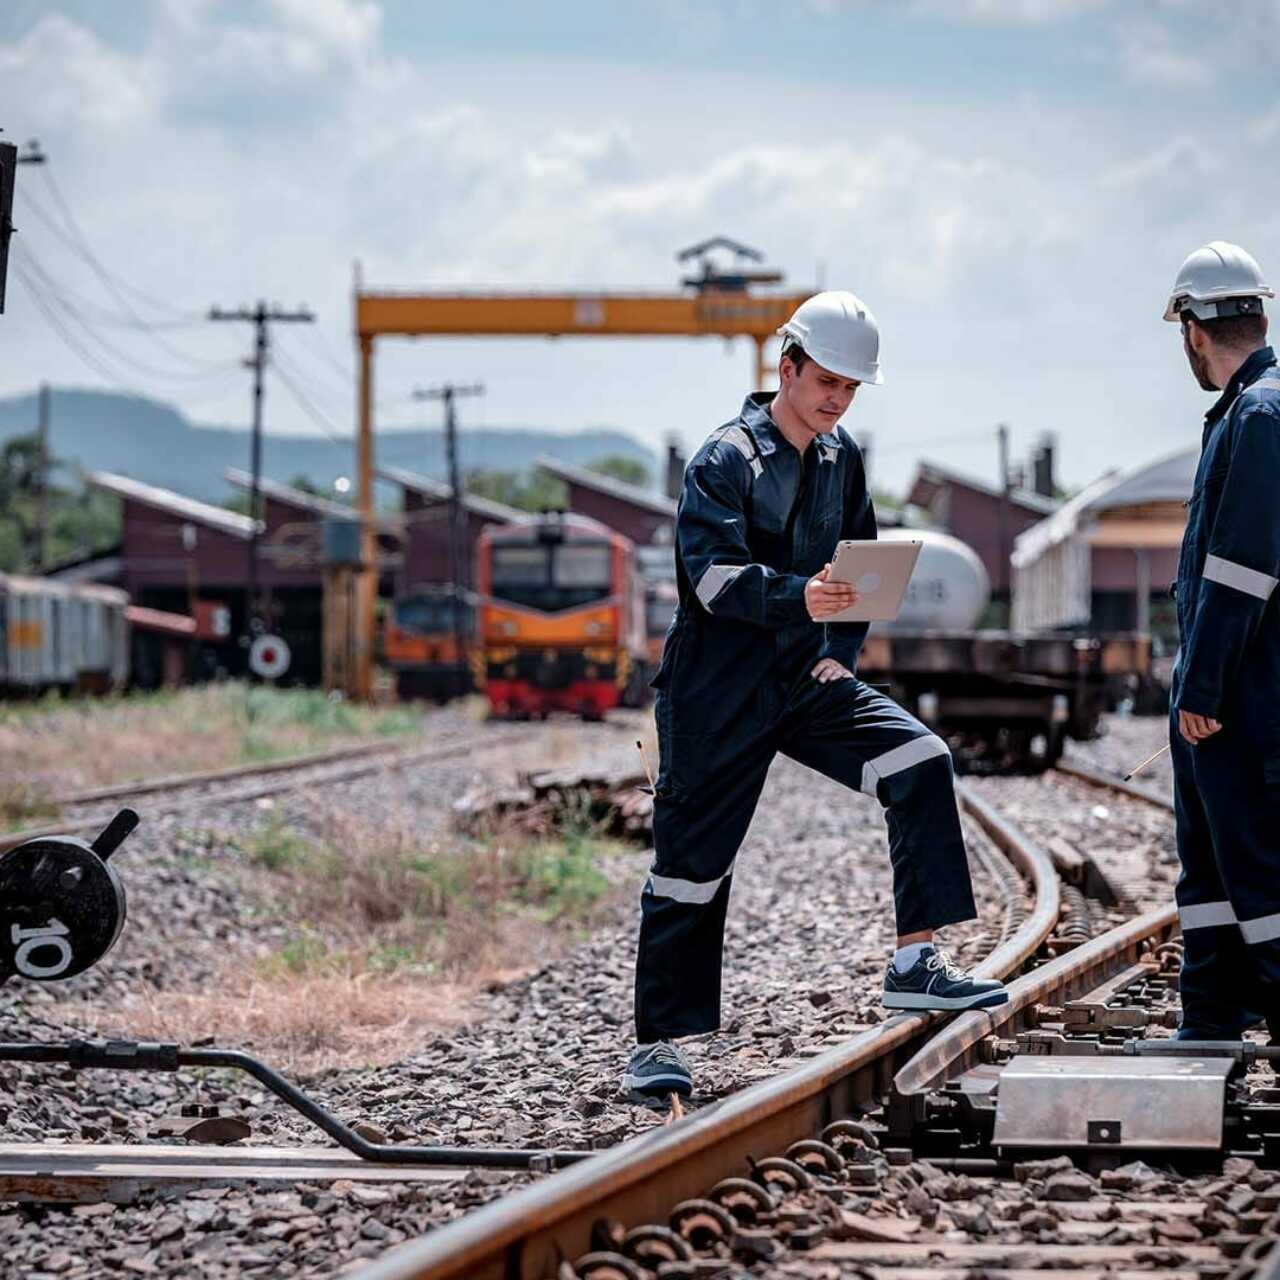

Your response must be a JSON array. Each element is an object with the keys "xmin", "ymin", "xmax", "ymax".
[
  {"xmin": 0, "ymin": 732, "xmax": 516, "ymax": 856},
  {"xmin": 893, "ymin": 902, "xmax": 1179, "ymax": 1095},
  {"xmin": 351, "ymin": 781, "xmax": 1061, "ymax": 1280},
  {"xmin": 1055, "ymin": 756, "xmax": 1175, "ymax": 813}
]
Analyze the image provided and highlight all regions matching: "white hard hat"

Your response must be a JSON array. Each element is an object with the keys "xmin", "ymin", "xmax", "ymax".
[
  {"xmin": 1163, "ymin": 240, "xmax": 1273, "ymax": 322},
  {"xmin": 777, "ymin": 290, "xmax": 884, "ymax": 385}
]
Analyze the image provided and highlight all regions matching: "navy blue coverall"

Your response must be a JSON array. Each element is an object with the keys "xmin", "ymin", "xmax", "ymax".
[
  {"xmin": 1170, "ymin": 346, "xmax": 1280, "ymax": 1034},
  {"xmin": 635, "ymin": 393, "xmax": 977, "ymax": 1043}
]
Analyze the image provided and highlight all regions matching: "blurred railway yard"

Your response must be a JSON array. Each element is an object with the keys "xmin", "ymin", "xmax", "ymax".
[{"xmin": 3, "ymin": 3, "xmax": 1278, "ymax": 1279}]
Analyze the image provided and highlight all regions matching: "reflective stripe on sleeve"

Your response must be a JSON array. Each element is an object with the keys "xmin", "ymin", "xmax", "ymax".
[
  {"xmin": 860, "ymin": 734, "xmax": 950, "ymax": 795},
  {"xmin": 1203, "ymin": 554, "xmax": 1278, "ymax": 601},
  {"xmin": 696, "ymin": 563, "xmax": 747, "ymax": 612},
  {"xmin": 1179, "ymin": 900, "xmax": 1238, "ymax": 931},
  {"xmin": 1240, "ymin": 911, "xmax": 1280, "ymax": 945},
  {"xmin": 645, "ymin": 860, "xmax": 736, "ymax": 905}
]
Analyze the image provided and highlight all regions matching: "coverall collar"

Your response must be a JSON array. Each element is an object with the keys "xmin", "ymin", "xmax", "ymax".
[
  {"xmin": 1204, "ymin": 344, "xmax": 1277, "ymax": 430},
  {"xmin": 740, "ymin": 391, "xmax": 844, "ymax": 460}
]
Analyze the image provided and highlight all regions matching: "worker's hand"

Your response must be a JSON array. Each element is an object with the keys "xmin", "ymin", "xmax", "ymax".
[
  {"xmin": 811, "ymin": 658, "xmax": 854, "ymax": 683},
  {"xmin": 805, "ymin": 564, "xmax": 858, "ymax": 620},
  {"xmin": 1178, "ymin": 710, "xmax": 1222, "ymax": 745}
]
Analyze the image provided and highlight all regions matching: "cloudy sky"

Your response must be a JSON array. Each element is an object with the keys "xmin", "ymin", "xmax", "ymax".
[{"xmin": 2, "ymin": 0, "xmax": 1278, "ymax": 497}]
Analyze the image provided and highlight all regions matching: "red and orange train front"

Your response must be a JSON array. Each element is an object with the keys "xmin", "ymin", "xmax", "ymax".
[{"xmin": 475, "ymin": 513, "xmax": 646, "ymax": 720}]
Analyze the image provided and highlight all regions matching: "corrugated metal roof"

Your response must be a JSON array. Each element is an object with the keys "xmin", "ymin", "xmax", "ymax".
[
  {"xmin": 1012, "ymin": 447, "xmax": 1198, "ymax": 568},
  {"xmin": 536, "ymin": 455, "xmax": 677, "ymax": 517},
  {"xmin": 376, "ymin": 466, "xmax": 523, "ymax": 523},
  {"xmin": 89, "ymin": 471, "xmax": 258, "ymax": 540},
  {"xmin": 910, "ymin": 461, "xmax": 1059, "ymax": 517},
  {"xmin": 223, "ymin": 468, "xmax": 353, "ymax": 519}
]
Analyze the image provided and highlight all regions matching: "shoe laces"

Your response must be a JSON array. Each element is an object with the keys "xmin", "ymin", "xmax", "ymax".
[
  {"xmin": 924, "ymin": 949, "xmax": 967, "ymax": 981},
  {"xmin": 646, "ymin": 1041, "xmax": 686, "ymax": 1069}
]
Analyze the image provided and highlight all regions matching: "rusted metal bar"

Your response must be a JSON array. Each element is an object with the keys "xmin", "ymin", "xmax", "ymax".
[
  {"xmin": 1054, "ymin": 758, "xmax": 1175, "ymax": 813},
  {"xmin": 893, "ymin": 904, "xmax": 1179, "ymax": 1096}
]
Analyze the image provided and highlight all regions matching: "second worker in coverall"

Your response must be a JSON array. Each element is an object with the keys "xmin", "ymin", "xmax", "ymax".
[
  {"xmin": 624, "ymin": 291, "xmax": 1007, "ymax": 1102},
  {"xmin": 1161, "ymin": 241, "xmax": 1280, "ymax": 1041}
]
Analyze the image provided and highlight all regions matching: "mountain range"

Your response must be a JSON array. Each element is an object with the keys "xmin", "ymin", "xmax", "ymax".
[{"xmin": 0, "ymin": 388, "xmax": 657, "ymax": 505}]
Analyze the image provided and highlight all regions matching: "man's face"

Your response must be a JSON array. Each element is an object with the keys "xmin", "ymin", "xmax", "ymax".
[
  {"xmin": 783, "ymin": 357, "xmax": 860, "ymax": 434},
  {"xmin": 1182, "ymin": 319, "xmax": 1219, "ymax": 391}
]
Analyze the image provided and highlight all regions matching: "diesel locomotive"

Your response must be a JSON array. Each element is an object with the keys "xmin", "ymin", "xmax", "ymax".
[{"xmin": 473, "ymin": 512, "xmax": 648, "ymax": 720}]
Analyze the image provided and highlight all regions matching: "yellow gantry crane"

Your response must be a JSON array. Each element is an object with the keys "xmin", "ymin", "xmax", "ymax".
[{"xmin": 349, "ymin": 238, "xmax": 812, "ymax": 700}]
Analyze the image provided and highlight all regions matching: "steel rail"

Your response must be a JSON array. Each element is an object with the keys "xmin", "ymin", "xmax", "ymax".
[
  {"xmin": 893, "ymin": 902, "xmax": 1179, "ymax": 1095},
  {"xmin": 350, "ymin": 781, "xmax": 1062, "ymax": 1280},
  {"xmin": 1055, "ymin": 756, "xmax": 1175, "ymax": 813},
  {"xmin": 55, "ymin": 736, "xmax": 408, "ymax": 807},
  {"xmin": 0, "ymin": 731, "xmax": 519, "ymax": 856}
]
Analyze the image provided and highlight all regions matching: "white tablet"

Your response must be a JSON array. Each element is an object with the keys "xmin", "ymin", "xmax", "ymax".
[{"xmin": 825, "ymin": 539, "xmax": 923, "ymax": 622}]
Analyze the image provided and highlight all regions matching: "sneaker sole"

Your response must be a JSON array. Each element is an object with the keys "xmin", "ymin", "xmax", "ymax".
[
  {"xmin": 883, "ymin": 989, "xmax": 1010, "ymax": 1011},
  {"xmin": 621, "ymin": 1072, "xmax": 692, "ymax": 1098}
]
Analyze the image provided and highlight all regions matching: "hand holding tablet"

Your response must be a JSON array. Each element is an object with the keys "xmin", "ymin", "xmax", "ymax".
[{"xmin": 822, "ymin": 539, "xmax": 923, "ymax": 623}]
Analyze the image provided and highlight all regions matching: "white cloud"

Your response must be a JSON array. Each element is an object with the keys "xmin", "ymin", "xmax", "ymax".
[{"xmin": 1, "ymin": 1, "xmax": 1276, "ymax": 497}]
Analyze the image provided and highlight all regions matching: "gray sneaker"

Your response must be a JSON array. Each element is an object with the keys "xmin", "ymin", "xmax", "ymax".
[
  {"xmin": 622, "ymin": 1040, "xmax": 693, "ymax": 1100},
  {"xmin": 883, "ymin": 946, "xmax": 1008, "ymax": 1012}
]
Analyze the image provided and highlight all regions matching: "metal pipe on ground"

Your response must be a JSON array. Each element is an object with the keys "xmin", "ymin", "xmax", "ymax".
[{"xmin": 0, "ymin": 1041, "xmax": 590, "ymax": 1171}]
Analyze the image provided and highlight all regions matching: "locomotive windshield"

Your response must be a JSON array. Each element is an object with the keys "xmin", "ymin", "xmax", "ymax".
[
  {"xmin": 393, "ymin": 594, "xmax": 471, "ymax": 634},
  {"xmin": 490, "ymin": 541, "xmax": 613, "ymax": 611}
]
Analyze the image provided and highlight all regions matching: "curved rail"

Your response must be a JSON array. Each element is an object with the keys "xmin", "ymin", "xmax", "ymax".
[
  {"xmin": 893, "ymin": 902, "xmax": 1179, "ymax": 1095},
  {"xmin": 1055, "ymin": 756, "xmax": 1174, "ymax": 813},
  {"xmin": 351, "ymin": 781, "xmax": 1061, "ymax": 1280}
]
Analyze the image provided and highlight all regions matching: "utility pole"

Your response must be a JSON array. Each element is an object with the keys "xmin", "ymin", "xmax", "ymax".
[
  {"xmin": 0, "ymin": 135, "xmax": 45, "ymax": 316},
  {"xmin": 35, "ymin": 383, "xmax": 49, "ymax": 570},
  {"xmin": 997, "ymin": 423, "xmax": 1011, "ymax": 622},
  {"xmin": 209, "ymin": 301, "xmax": 314, "ymax": 646},
  {"xmin": 412, "ymin": 382, "xmax": 485, "ymax": 681}
]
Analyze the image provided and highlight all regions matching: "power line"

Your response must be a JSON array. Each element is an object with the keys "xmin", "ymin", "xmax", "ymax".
[
  {"xmin": 36, "ymin": 164, "xmax": 205, "ymax": 327},
  {"xmin": 19, "ymin": 247, "xmax": 242, "ymax": 383},
  {"xmin": 270, "ymin": 345, "xmax": 355, "ymax": 446}
]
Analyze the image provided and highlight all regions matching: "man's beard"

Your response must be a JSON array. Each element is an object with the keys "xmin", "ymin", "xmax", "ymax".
[{"xmin": 1184, "ymin": 335, "xmax": 1218, "ymax": 391}]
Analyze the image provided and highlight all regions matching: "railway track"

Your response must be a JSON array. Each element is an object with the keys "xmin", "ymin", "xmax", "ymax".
[
  {"xmin": 347, "ymin": 754, "xmax": 1279, "ymax": 1280},
  {"xmin": 0, "ymin": 727, "xmax": 513, "ymax": 855}
]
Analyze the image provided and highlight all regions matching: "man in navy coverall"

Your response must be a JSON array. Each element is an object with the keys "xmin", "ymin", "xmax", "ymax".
[
  {"xmin": 623, "ymin": 292, "xmax": 1007, "ymax": 1102},
  {"xmin": 1161, "ymin": 242, "xmax": 1280, "ymax": 1041}
]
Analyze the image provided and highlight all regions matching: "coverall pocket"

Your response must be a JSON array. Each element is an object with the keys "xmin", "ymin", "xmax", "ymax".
[{"xmin": 655, "ymin": 731, "xmax": 711, "ymax": 805}]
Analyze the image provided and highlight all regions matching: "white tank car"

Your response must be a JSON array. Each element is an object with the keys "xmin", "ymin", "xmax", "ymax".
[{"xmin": 876, "ymin": 528, "xmax": 990, "ymax": 631}]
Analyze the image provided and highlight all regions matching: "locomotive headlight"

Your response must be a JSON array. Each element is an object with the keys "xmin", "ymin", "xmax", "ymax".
[
  {"xmin": 584, "ymin": 621, "xmax": 602, "ymax": 636},
  {"xmin": 502, "ymin": 621, "xmax": 517, "ymax": 636}
]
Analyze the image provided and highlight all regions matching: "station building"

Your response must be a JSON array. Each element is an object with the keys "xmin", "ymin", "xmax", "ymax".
[{"xmin": 1011, "ymin": 447, "xmax": 1197, "ymax": 654}]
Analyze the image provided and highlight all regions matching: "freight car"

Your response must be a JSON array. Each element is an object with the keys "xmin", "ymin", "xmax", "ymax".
[
  {"xmin": 860, "ymin": 529, "xmax": 1150, "ymax": 772},
  {"xmin": 474, "ymin": 512, "xmax": 648, "ymax": 720},
  {"xmin": 384, "ymin": 585, "xmax": 474, "ymax": 702},
  {"xmin": 0, "ymin": 574, "xmax": 129, "ymax": 694}
]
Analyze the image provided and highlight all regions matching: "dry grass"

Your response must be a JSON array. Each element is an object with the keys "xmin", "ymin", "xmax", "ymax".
[
  {"xmin": 0, "ymin": 684, "xmax": 423, "ymax": 794},
  {"xmin": 0, "ymin": 778, "xmax": 60, "ymax": 830},
  {"xmin": 93, "ymin": 806, "xmax": 632, "ymax": 1076}
]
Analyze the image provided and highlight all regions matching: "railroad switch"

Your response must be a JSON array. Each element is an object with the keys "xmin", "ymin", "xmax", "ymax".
[{"xmin": 0, "ymin": 808, "xmax": 137, "ymax": 984}]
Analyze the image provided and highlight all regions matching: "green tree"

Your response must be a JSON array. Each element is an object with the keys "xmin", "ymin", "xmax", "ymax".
[
  {"xmin": 0, "ymin": 439, "xmax": 120, "ymax": 572},
  {"xmin": 464, "ymin": 468, "xmax": 567, "ymax": 513},
  {"xmin": 586, "ymin": 455, "xmax": 650, "ymax": 488}
]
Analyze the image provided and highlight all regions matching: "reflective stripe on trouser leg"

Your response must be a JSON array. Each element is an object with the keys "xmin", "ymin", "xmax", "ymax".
[
  {"xmin": 779, "ymin": 679, "xmax": 976, "ymax": 937},
  {"xmin": 1171, "ymin": 711, "xmax": 1259, "ymax": 1031},
  {"xmin": 634, "ymin": 724, "xmax": 774, "ymax": 1044},
  {"xmin": 1186, "ymin": 712, "xmax": 1280, "ymax": 1011}
]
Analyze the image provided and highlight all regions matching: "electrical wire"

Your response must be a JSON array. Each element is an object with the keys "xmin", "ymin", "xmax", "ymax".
[
  {"xmin": 269, "ymin": 347, "xmax": 355, "ymax": 451},
  {"xmin": 36, "ymin": 166, "xmax": 206, "ymax": 324},
  {"xmin": 19, "ymin": 248, "xmax": 243, "ymax": 384}
]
